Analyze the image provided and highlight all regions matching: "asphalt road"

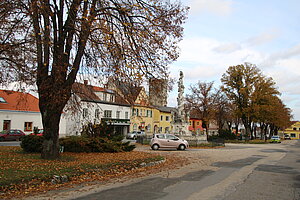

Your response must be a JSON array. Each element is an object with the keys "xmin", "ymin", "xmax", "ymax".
[
  {"xmin": 0, "ymin": 141, "xmax": 21, "ymax": 146},
  {"xmin": 222, "ymin": 140, "xmax": 300, "ymax": 200},
  {"xmin": 72, "ymin": 141, "xmax": 300, "ymax": 200}
]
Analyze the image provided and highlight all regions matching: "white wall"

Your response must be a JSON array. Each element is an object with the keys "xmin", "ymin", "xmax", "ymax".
[
  {"xmin": 62, "ymin": 101, "xmax": 131, "ymax": 136},
  {"xmin": 0, "ymin": 110, "xmax": 67, "ymax": 137},
  {"xmin": 0, "ymin": 110, "xmax": 42, "ymax": 134}
]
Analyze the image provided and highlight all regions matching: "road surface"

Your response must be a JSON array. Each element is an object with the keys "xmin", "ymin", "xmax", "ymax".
[
  {"xmin": 0, "ymin": 141, "xmax": 21, "ymax": 146},
  {"xmin": 27, "ymin": 140, "xmax": 300, "ymax": 200}
]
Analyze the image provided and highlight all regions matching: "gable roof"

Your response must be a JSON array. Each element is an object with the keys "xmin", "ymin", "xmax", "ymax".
[
  {"xmin": 154, "ymin": 105, "xmax": 175, "ymax": 113},
  {"xmin": 72, "ymin": 82, "xmax": 130, "ymax": 105},
  {"xmin": 105, "ymin": 78, "xmax": 147, "ymax": 105},
  {"xmin": 0, "ymin": 90, "xmax": 40, "ymax": 112},
  {"xmin": 72, "ymin": 83, "xmax": 101, "ymax": 101}
]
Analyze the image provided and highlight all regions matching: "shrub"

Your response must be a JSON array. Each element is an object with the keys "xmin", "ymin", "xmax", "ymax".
[
  {"xmin": 218, "ymin": 129, "xmax": 237, "ymax": 140},
  {"xmin": 59, "ymin": 136, "xmax": 91, "ymax": 152},
  {"xmin": 59, "ymin": 136, "xmax": 135, "ymax": 153},
  {"xmin": 20, "ymin": 135, "xmax": 44, "ymax": 153},
  {"xmin": 81, "ymin": 122, "xmax": 121, "ymax": 140}
]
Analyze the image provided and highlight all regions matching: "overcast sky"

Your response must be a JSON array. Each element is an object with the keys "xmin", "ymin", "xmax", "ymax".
[{"xmin": 168, "ymin": 0, "xmax": 300, "ymax": 120}]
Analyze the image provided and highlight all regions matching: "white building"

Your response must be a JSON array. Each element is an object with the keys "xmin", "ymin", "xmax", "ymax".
[
  {"xmin": 0, "ymin": 83, "xmax": 131, "ymax": 137},
  {"xmin": 62, "ymin": 82, "xmax": 131, "ymax": 137},
  {"xmin": 0, "ymin": 90, "xmax": 66, "ymax": 135}
]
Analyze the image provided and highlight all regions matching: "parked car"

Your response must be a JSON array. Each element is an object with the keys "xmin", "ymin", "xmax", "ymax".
[
  {"xmin": 284, "ymin": 135, "xmax": 291, "ymax": 140},
  {"xmin": 30, "ymin": 129, "xmax": 44, "ymax": 136},
  {"xmin": 126, "ymin": 131, "xmax": 145, "ymax": 140},
  {"xmin": 270, "ymin": 135, "xmax": 281, "ymax": 143},
  {"xmin": 0, "ymin": 129, "xmax": 25, "ymax": 141},
  {"xmin": 150, "ymin": 134, "xmax": 189, "ymax": 150}
]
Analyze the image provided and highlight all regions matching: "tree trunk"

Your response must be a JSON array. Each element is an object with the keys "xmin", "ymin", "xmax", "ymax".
[
  {"xmin": 253, "ymin": 124, "xmax": 257, "ymax": 139},
  {"xmin": 41, "ymin": 110, "xmax": 62, "ymax": 159},
  {"xmin": 226, "ymin": 121, "xmax": 232, "ymax": 131},
  {"xmin": 38, "ymin": 77, "xmax": 72, "ymax": 159},
  {"xmin": 241, "ymin": 117, "xmax": 251, "ymax": 141}
]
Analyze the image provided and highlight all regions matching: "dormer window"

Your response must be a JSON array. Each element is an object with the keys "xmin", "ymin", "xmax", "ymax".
[{"xmin": 0, "ymin": 97, "xmax": 6, "ymax": 103}]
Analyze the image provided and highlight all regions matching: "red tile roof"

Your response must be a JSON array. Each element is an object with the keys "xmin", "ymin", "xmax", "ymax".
[
  {"xmin": 92, "ymin": 86, "xmax": 105, "ymax": 92},
  {"xmin": 0, "ymin": 90, "xmax": 40, "ymax": 112}
]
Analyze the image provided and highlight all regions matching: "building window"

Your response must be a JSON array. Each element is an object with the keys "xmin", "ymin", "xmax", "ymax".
[
  {"xmin": 147, "ymin": 124, "xmax": 151, "ymax": 131},
  {"xmin": 3, "ymin": 120, "xmax": 11, "ymax": 130},
  {"xmin": 125, "ymin": 112, "xmax": 129, "ymax": 119},
  {"xmin": 95, "ymin": 109, "xmax": 100, "ymax": 119},
  {"xmin": 0, "ymin": 97, "xmax": 6, "ymax": 103},
  {"xmin": 140, "ymin": 109, "xmax": 143, "ymax": 116},
  {"xmin": 197, "ymin": 122, "xmax": 200, "ymax": 125},
  {"xmin": 103, "ymin": 93, "xmax": 107, "ymax": 101},
  {"xmin": 116, "ymin": 111, "xmax": 120, "ymax": 119},
  {"xmin": 104, "ymin": 110, "xmax": 112, "ymax": 118},
  {"xmin": 83, "ymin": 108, "xmax": 88, "ymax": 118},
  {"xmin": 110, "ymin": 95, "xmax": 114, "ymax": 102},
  {"xmin": 133, "ymin": 123, "xmax": 137, "ymax": 131},
  {"xmin": 166, "ymin": 116, "xmax": 170, "ymax": 121},
  {"xmin": 293, "ymin": 127, "xmax": 296, "ymax": 130},
  {"xmin": 291, "ymin": 133, "xmax": 296, "ymax": 137},
  {"xmin": 161, "ymin": 115, "xmax": 163, "ymax": 121},
  {"xmin": 165, "ymin": 127, "xmax": 170, "ymax": 133},
  {"xmin": 146, "ymin": 110, "xmax": 152, "ymax": 117},
  {"xmin": 24, "ymin": 122, "xmax": 33, "ymax": 131}
]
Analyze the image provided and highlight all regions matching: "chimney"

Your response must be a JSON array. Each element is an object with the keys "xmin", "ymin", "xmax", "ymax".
[{"xmin": 84, "ymin": 80, "xmax": 88, "ymax": 85}]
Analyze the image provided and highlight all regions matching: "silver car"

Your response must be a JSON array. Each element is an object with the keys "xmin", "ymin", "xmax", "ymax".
[
  {"xmin": 150, "ymin": 134, "xmax": 189, "ymax": 150},
  {"xmin": 126, "ymin": 131, "xmax": 145, "ymax": 140}
]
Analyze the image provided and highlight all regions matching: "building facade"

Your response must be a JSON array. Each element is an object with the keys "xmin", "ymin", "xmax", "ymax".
[
  {"xmin": 0, "ymin": 90, "xmax": 66, "ymax": 135},
  {"xmin": 63, "ymin": 82, "xmax": 131, "ymax": 137},
  {"xmin": 189, "ymin": 117, "xmax": 203, "ymax": 135},
  {"xmin": 283, "ymin": 121, "xmax": 300, "ymax": 140},
  {"xmin": 153, "ymin": 106, "xmax": 173, "ymax": 134}
]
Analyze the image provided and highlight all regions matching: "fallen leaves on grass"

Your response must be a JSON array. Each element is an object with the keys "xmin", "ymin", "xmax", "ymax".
[{"xmin": 0, "ymin": 146, "xmax": 187, "ymax": 199}]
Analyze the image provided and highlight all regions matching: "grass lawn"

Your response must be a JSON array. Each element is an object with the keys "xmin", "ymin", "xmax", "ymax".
[
  {"xmin": 225, "ymin": 139, "xmax": 271, "ymax": 144},
  {"xmin": 0, "ymin": 146, "xmax": 164, "ymax": 199}
]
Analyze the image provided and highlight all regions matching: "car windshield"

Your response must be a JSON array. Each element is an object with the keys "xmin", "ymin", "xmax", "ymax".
[
  {"xmin": 156, "ymin": 134, "xmax": 165, "ymax": 139},
  {"xmin": 166, "ymin": 134, "xmax": 178, "ymax": 140}
]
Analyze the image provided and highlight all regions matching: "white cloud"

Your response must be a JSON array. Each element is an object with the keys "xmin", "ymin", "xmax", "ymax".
[
  {"xmin": 260, "ymin": 43, "xmax": 300, "ymax": 67},
  {"xmin": 245, "ymin": 30, "xmax": 280, "ymax": 46},
  {"xmin": 213, "ymin": 43, "xmax": 241, "ymax": 53},
  {"xmin": 189, "ymin": 0, "xmax": 233, "ymax": 16}
]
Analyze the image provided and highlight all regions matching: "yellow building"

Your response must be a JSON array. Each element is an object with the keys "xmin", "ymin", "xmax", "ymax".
[
  {"xmin": 130, "ymin": 105, "xmax": 154, "ymax": 135},
  {"xmin": 106, "ymin": 79, "xmax": 174, "ymax": 136},
  {"xmin": 124, "ymin": 87, "xmax": 154, "ymax": 135},
  {"xmin": 283, "ymin": 121, "xmax": 300, "ymax": 139},
  {"xmin": 153, "ymin": 106, "xmax": 173, "ymax": 134}
]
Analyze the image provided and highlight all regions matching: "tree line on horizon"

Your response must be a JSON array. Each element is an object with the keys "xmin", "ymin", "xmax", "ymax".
[{"xmin": 186, "ymin": 62, "xmax": 292, "ymax": 140}]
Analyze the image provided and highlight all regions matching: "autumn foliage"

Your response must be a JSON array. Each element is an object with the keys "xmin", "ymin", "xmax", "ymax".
[{"xmin": 0, "ymin": 146, "xmax": 178, "ymax": 199}]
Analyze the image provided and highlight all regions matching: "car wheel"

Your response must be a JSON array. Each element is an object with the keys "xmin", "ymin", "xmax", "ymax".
[
  {"xmin": 151, "ymin": 144, "xmax": 159, "ymax": 150},
  {"xmin": 178, "ymin": 144, "xmax": 186, "ymax": 151}
]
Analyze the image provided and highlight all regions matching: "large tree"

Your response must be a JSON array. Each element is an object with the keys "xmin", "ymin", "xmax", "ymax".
[
  {"xmin": 1, "ymin": 0, "xmax": 188, "ymax": 159},
  {"xmin": 186, "ymin": 81, "xmax": 218, "ymax": 136},
  {"xmin": 221, "ymin": 63, "xmax": 280, "ymax": 138}
]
